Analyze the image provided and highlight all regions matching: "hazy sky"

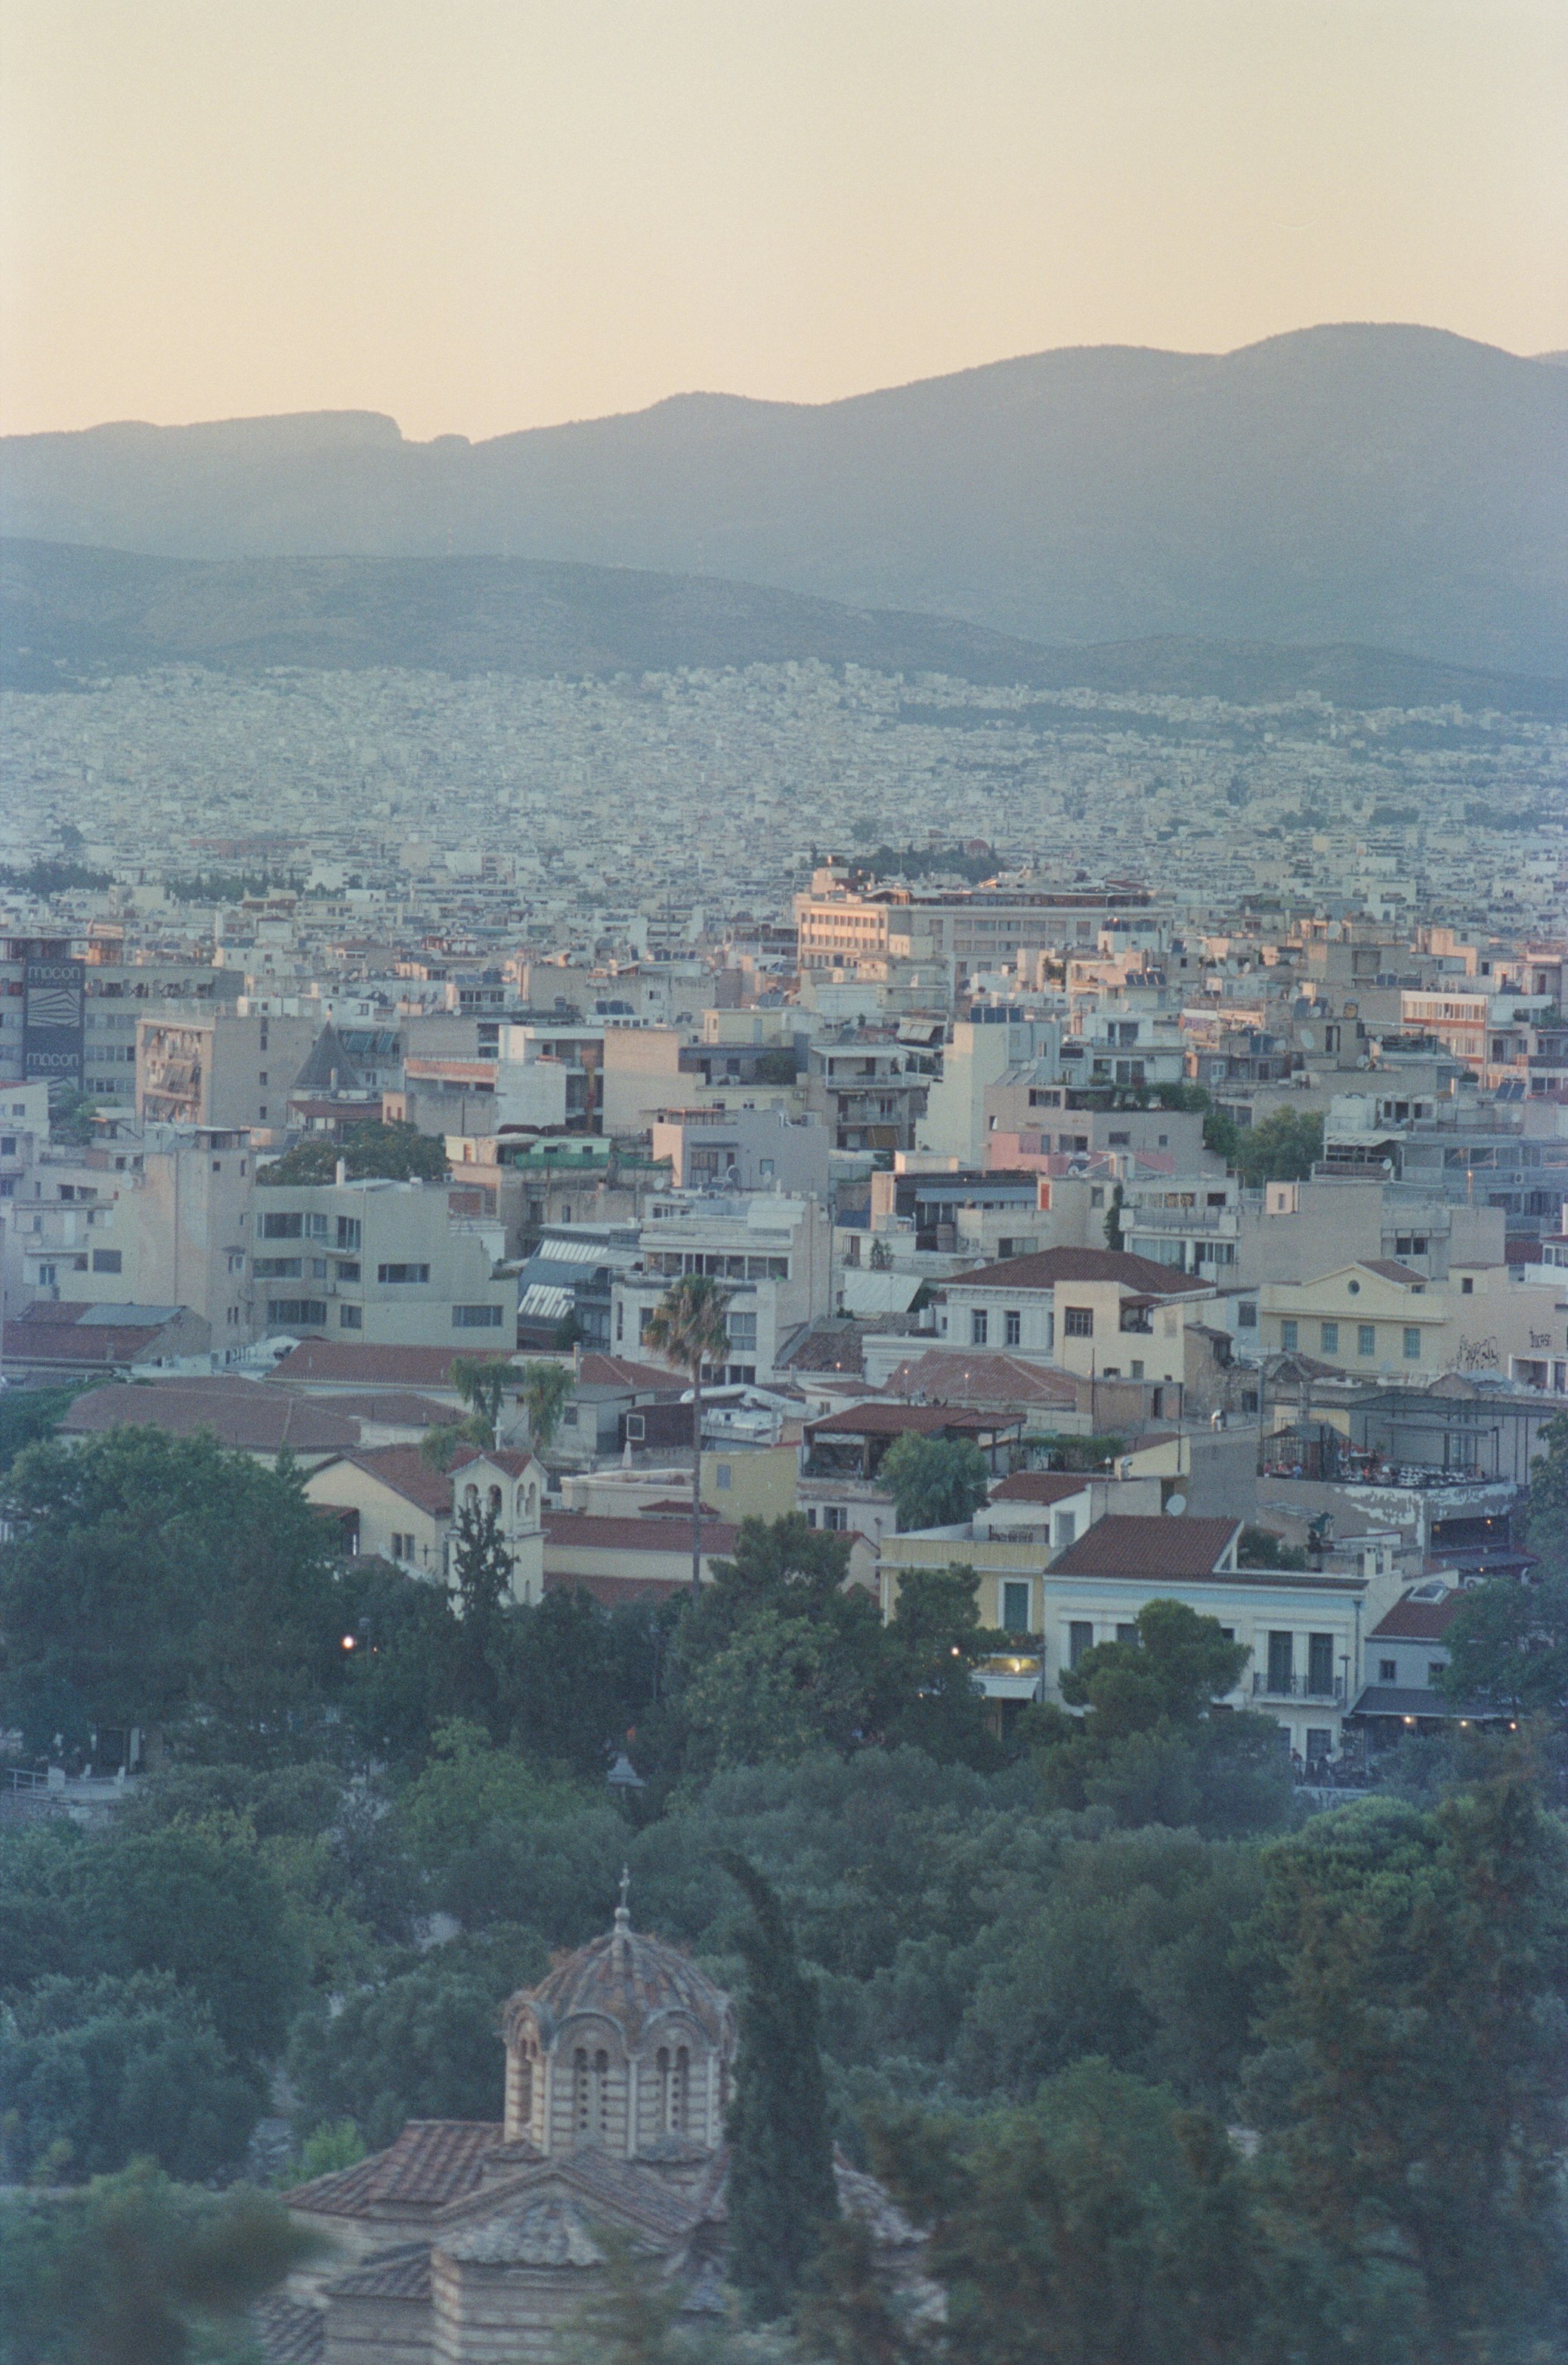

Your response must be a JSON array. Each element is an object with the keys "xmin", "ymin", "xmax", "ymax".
[{"xmin": 2, "ymin": 0, "xmax": 1563, "ymax": 441}]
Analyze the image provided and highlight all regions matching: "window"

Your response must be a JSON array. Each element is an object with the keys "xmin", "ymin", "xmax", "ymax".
[
  {"xmin": 715, "ymin": 1463, "xmax": 731, "ymax": 1492},
  {"xmin": 1307, "ymin": 1634, "xmax": 1335, "ymax": 1695},
  {"xmin": 1069, "ymin": 1621, "xmax": 1093, "ymax": 1668},
  {"xmin": 1378, "ymin": 1658, "xmax": 1397, "ymax": 1683},
  {"xmin": 1403, "ymin": 1328, "xmax": 1421, "ymax": 1360},
  {"xmin": 254, "ymin": 1257, "xmax": 302, "ymax": 1278},
  {"xmin": 260, "ymin": 1210, "xmax": 303, "ymax": 1239},
  {"xmin": 1266, "ymin": 1633, "xmax": 1294, "ymax": 1694},
  {"xmin": 1305, "ymin": 1728, "xmax": 1333, "ymax": 1767},
  {"xmin": 1063, "ymin": 1306, "xmax": 1093, "ymax": 1339},
  {"xmin": 453, "ymin": 1303, "xmax": 503, "ymax": 1327},
  {"xmin": 1280, "ymin": 1319, "xmax": 1298, "ymax": 1352},
  {"xmin": 267, "ymin": 1298, "xmax": 327, "ymax": 1326},
  {"xmin": 1357, "ymin": 1324, "xmax": 1376, "ymax": 1356},
  {"xmin": 1319, "ymin": 1322, "xmax": 1338, "ymax": 1354},
  {"xmin": 336, "ymin": 1260, "xmax": 360, "ymax": 1281},
  {"xmin": 822, "ymin": 1506, "xmax": 847, "ymax": 1531},
  {"xmin": 971, "ymin": 1309, "xmax": 988, "ymax": 1346},
  {"xmin": 1115, "ymin": 1622, "xmax": 1138, "ymax": 1644},
  {"xmin": 1052, "ymin": 1511, "xmax": 1076, "ymax": 1551},
  {"xmin": 1004, "ymin": 1309, "xmax": 1022, "ymax": 1346},
  {"xmin": 1237, "ymin": 1301, "xmax": 1257, "ymax": 1328},
  {"xmin": 91, "ymin": 1248, "xmax": 122, "ymax": 1273},
  {"xmin": 336, "ymin": 1215, "xmax": 361, "ymax": 1251},
  {"xmin": 1000, "ymin": 1581, "xmax": 1031, "ymax": 1634},
  {"xmin": 1427, "ymin": 1659, "xmax": 1446, "ymax": 1686},
  {"xmin": 339, "ymin": 1304, "xmax": 362, "ymax": 1328},
  {"xmin": 378, "ymin": 1263, "xmax": 431, "ymax": 1285},
  {"xmin": 728, "ymin": 1309, "xmax": 758, "ymax": 1349}
]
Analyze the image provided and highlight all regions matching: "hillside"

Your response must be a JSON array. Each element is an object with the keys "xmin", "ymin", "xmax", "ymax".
[
  {"xmin": 2, "ymin": 326, "xmax": 1563, "ymax": 676},
  {"xmin": 3, "ymin": 539, "xmax": 1562, "ymax": 715}
]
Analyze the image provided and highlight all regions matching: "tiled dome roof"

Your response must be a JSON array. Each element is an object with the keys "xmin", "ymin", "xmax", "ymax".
[{"xmin": 503, "ymin": 1905, "xmax": 732, "ymax": 2052}]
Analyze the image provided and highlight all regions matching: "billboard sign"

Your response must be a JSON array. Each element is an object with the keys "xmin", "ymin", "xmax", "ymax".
[{"xmin": 23, "ymin": 957, "xmax": 85, "ymax": 1093}]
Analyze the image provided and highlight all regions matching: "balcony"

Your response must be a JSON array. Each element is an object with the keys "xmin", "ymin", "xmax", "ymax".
[{"xmin": 1253, "ymin": 1672, "xmax": 1347, "ymax": 1705}]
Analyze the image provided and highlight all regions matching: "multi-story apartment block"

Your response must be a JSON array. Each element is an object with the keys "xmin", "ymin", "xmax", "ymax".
[
  {"xmin": 881, "ymin": 1510, "xmax": 1390, "ymax": 1762},
  {"xmin": 1, "ymin": 929, "xmax": 243, "ymax": 1105},
  {"xmin": 252, "ymin": 1176, "xmax": 512, "ymax": 1346},
  {"xmin": 806, "ymin": 1030, "xmax": 929, "ymax": 1154},
  {"xmin": 32, "ymin": 1124, "xmax": 257, "ymax": 1343},
  {"xmin": 793, "ymin": 866, "xmax": 1158, "ymax": 984},
  {"xmin": 611, "ymin": 1192, "xmax": 833, "ymax": 1383},
  {"xmin": 138, "ymin": 1008, "xmax": 322, "ymax": 1129}
]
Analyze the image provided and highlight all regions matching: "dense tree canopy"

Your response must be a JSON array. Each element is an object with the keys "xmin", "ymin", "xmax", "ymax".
[
  {"xmin": 879, "ymin": 1433, "xmax": 991, "ymax": 1533},
  {"xmin": 256, "ymin": 1118, "xmax": 448, "ymax": 1186},
  {"xmin": 0, "ymin": 1430, "xmax": 353, "ymax": 1758}
]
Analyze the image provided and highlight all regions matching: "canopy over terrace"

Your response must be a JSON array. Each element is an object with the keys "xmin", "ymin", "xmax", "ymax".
[{"xmin": 803, "ymin": 1400, "xmax": 1023, "ymax": 1481}]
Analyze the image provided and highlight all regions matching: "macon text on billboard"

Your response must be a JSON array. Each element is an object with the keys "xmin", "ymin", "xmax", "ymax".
[{"xmin": 23, "ymin": 958, "xmax": 85, "ymax": 1091}]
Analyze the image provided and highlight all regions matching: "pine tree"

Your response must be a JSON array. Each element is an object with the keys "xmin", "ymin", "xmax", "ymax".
[
  {"xmin": 448, "ymin": 1496, "xmax": 515, "ymax": 1733},
  {"xmin": 719, "ymin": 1853, "xmax": 838, "ymax": 2324}
]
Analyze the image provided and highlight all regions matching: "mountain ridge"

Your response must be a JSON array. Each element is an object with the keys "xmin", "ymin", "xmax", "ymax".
[
  {"xmin": 4, "ymin": 536, "xmax": 1563, "ymax": 717},
  {"xmin": 3, "ymin": 326, "xmax": 1563, "ymax": 675}
]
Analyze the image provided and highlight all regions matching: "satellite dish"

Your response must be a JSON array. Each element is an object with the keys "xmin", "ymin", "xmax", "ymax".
[{"xmin": 1164, "ymin": 1493, "xmax": 1188, "ymax": 1516}]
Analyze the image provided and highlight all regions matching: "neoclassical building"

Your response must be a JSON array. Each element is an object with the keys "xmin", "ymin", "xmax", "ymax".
[{"xmin": 261, "ymin": 1894, "xmax": 925, "ymax": 2363}]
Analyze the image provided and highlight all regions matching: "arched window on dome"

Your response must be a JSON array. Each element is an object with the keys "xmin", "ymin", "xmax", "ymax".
[
  {"xmin": 673, "ymin": 2045, "xmax": 691, "ymax": 2135},
  {"xmin": 594, "ymin": 2048, "xmax": 611, "ymax": 2141},
  {"xmin": 656, "ymin": 2046, "xmax": 671, "ymax": 2132},
  {"xmin": 573, "ymin": 2048, "xmax": 591, "ymax": 2137},
  {"xmin": 516, "ymin": 2055, "xmax": 533, "ymax": 2128}
]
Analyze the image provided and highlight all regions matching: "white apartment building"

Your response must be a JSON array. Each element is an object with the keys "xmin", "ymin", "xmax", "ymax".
[
  {"xmin": 918, "ymin": 1015, "xmax": 1060, "ymax": 1165},
  {"xmin": 252, "ymin": 1176, "xmax": 512, "ymax": 1346},
  {"xmin": 883, "ymin": 1511, "xmax": 1390, "ymax": 1760},
  {"xmin": 611, "ymin": 1193, "xmax": 833, "ymax": 1384},
  {"xmin": 793, "ymin": 868, "xmax": 1160, "ymax": 982},
  {"xmin": 939, "ymin": 1246, "xmax": 1216, "ymax": 1399},
  {"xmin": 28, "ymin": 1124, "xmax": 257, "ymax": 1343}
]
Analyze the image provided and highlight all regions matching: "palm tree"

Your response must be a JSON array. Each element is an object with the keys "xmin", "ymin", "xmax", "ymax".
[
  {"xmin": 642, "ymin": 1273, "xmax": 731, "ymax": 1595},
  {"xmin": 518, "ymin": 1357, "xmax": 574, "ymax": 1455}
]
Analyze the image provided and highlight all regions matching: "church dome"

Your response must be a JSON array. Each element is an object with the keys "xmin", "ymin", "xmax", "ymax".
[
  {"xmin": 513, "ymin": 1921, "xmax": 731, "ymax": 2052},
  {"xmin": 499, "ymin": 1891, "xmax": 737, "ymax": 2158}
]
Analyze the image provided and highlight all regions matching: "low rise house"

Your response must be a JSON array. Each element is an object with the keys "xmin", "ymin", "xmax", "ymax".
[
  {"xmin": 304, "ymin": 1443, "xmax": 547, "ymax": 1600},
  {"xmin": 881, "ymin": 1510, "xmax": 1390, "ymax": 1760},
  {"xmin": 57, "ymin": 1374, "xmax": 359, "ymax": 1470},
  {"xmin": 1261, "ymin": 1259, "xmax": 1453, "ymax": 1380}
]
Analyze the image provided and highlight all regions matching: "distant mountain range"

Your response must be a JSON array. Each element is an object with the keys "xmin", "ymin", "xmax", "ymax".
[
  {"xmin": 4, "ymin": 537, "xmax": 1563, "ymax": 716},
  {"xmin": 2, "ymin": 325, "xmax": 1563, "ymax": 678}
]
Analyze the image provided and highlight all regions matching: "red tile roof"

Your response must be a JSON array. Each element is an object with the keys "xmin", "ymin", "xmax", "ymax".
[
  {"xmin": 285, "ymin": 2120, "xmax": 503, "ymax": 2215},
  {"xmin": 575, "ymin": 1353, "xmax": 687, "ymax": 1396},
  {"xmin": 302, "ymin": 1389, "xmax": 456, "ymax": 1427},
  {"xmin": 543, "ymin": 1569, "xmax": 688, "ymax": 1606},
  {"xmin": 1049, "ymin": 1513, "xmax": 1242, "ymax": 1579},
  {"xmin": 1370, "ymin": 1593, "xmax": 1462, "ymax": 1640},
  {"xmin": 542, "ymin": 1510, "xmax": 740, "ymax": 1557},
  {"xmin": 806, "ymin": 1402, "xmax": 1015, "ymax": 1439},
  {"xmin": 951, "ymin": 1247, "xmax": 1211, "ymax": 1296},
  {"xmin": 334, "ymin": 1445, "xmax": 455, "ymax": 1517},
  {"xmin": 991, "ymin": 1470, "xmax": 1092, "ymax": 1505},
  {"xmin": 268, "ymin": 1339, "xmax": 511, "ymax": 1389},
  {"xmin": 60, "ymin": 1379, "xmax": 359, "ymax": 1454},
  {"xmin": 881, "ymin": 1348, "xmax": 1078, "ymax": 1410},
  {"xmin": 1359, "ymin": 1260, "xmax": 1429, "ymax": 1287}
]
